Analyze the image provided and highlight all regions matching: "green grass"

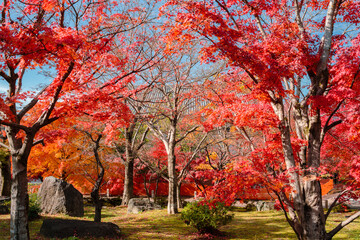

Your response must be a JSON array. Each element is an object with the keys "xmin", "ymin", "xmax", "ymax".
[{"xmin": 1, "ymin": 207, "xmax": 360, "ymax": 239}]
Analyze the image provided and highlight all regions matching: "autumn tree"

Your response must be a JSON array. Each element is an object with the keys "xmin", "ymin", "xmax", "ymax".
[
  {"xmin": 114, "ymin": 113, "xmax": 149, "ymax": 205},
  {"xmin": 163, "ymin": 0, "xmax": 360, "ymax": 239},
  {"xmin": 133, "ymin": 49, "xmax": 213, "ymax": 214},
  {"xmin": 74, "ymin": 126, "xmax": 105, "ymax": 223},
  {"xmin": 0, "ymin": 0, "xmax": 152, "ymax": 238}
]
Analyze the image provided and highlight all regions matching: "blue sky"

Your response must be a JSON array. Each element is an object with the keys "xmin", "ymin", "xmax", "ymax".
[{"xmin": 0, "ymin": 68, "xmax": 51, "ymax": 93}]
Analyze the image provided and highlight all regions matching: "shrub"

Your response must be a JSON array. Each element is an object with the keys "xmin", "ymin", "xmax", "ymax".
[
  {"xmin": 332, "ymin": 203, "xmax": 349, "ymax": 213},
  {"xmin": 28, "ymin": 193, "xmax": 41, "ymax": 221},
  {"xmin": 181, "ymin": 200, "xmax": 233, "ymax": 234}
]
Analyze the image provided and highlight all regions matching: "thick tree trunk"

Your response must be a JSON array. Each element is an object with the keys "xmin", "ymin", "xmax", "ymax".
[
  {"xmin": 0, "ymin": 154, "xmax": 11, "ymax": 197},
  {"xmin": 272, "ymin": 99, "xmax": 327, "ymax": 239},
  {"xmin": 122, "ymin": 154, "xmax": 134, "ymax": 205},
  {"xmin": 300, "ymin": 110, "xmax": 326, "ymax": 239},
  {"xmin": 301, "ymin": 180, "xmax": 326, "ymax": 240},
  {"xmin": 10, "ymin": 155, "xmax": 30, "ymax": 240}
]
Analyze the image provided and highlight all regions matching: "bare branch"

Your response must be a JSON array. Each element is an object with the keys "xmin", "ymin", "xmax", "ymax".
[
  {"xmin": 175, "ymin": 126, "xmax": 198, "ymax": 144},
  {"xmin": 178, "ymin": 132, "xmax": 208, "ymax": 181},
  {"xmin": 18, "ymin": 85, "xmax": 48, "ymax": 121},
  {"xmin": 32, "ymin": 139, "xmax": 45, "ymax": 147},
  {"xmin": 325, "ymin": 189, "xmax": 348, "ymax": 221},
  {"xmin": 136, "ymin": 127, "xmax": 149, "ymax": 152},
  {"xmin": 327, "ymin": 211, "xmax": 360, "ymax": 239}
]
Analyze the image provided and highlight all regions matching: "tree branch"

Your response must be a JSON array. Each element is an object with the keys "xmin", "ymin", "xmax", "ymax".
[
  {"xmin": 327, "ymin": 211, "xmax": 360, "ymax": 239},
  {"xmin": 34, "ymin": 61, "xmax": 74, "ymax": 130},
  {"xmin": 325, "ymin": 189, "xmax": 348, "ymax": 221},
  {"xmin": 32, "ymin": 139, "xmax": 45, "ymax": 147},
  {"xmin": 0, "ymin": 120, "xmax": 31, "ymax": 133},
  {"xmin": 317, "ymin": 0, "xmax": 337, "ymax": 73},
  {"xmin": 18, "ymin": 85, "xmax": 48, "ymax": 121},
  {"xmin": 175, "ymin": 126, "xmax": 198, "ymax": 144},
  {"xmin": 178, "ymin": 132, "xmax": 208, "ymax": 181}
]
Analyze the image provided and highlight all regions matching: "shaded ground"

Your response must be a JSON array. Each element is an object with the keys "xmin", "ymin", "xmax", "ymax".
[{"xmin": 1, "ymin": 206, "xmax": 360, "ymax": 239}]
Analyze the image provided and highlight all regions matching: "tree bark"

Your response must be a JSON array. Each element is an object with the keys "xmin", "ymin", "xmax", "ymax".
[
  {"xmin": 271, "ymin": 98, "xmax": 329, "ymax": 239},
  {"xmin": 0, "ymin": 153, "xmax": 11, "ymax": 197},
  {"xmin": 91, "ymin": 187, "xmax": 102, "ymax": 223},
  {"xmin": 122, "ymin": 158, "xmax": 134, "ymax": 205},
  {"xmin": 167, "ymin": 132, "xmax": 178, "ymax": 214},
  {"xmin": 122, "ymin": 125, "xmax": 135, "ymax": 206},
  {"xmin": 9, "ymin": 132, "xmax": 34, "ymax": 240},
  {"xmin": 10, "ymin": 155, "xmax": 30, "ymax": 240},
  {"xmin": 91, "ymin": 135, "xmax": 104, "ymax": 223},
  {"xmin": 176, "ymin": 182, "xmax": 182, "ymax": 209},
  {"xmin": 301, "ymin": 109, "xmax": 326, "ymax": 239}
]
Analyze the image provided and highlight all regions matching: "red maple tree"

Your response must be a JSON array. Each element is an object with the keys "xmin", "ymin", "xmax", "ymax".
[{"xmin": 162, "ymin": 0, "xmax": 360, "ymax": 239}]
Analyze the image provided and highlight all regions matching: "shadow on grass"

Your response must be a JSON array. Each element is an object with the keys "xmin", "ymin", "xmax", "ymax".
[
  {"xmin": 221, "ymin": 214, "xmax": 296, "ymax": 240},
  {"xmin": 84, "ymin": 213, "xmax": 118, "ymax": 220}
]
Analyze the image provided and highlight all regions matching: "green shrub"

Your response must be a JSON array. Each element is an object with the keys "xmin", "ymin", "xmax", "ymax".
[
  {"xmin": 181, "ymin": 200, "xmax": 233, "ymax": 234},
  {"xmin": 28, "ymin": 193, "xmax": 41, "ymax": 221},
  {"xmin": 1, "ymin": 199, "xmax": 11, "ymax": 208}
]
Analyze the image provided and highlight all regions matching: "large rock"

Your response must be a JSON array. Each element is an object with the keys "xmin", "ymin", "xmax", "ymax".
[
  {"xmin": 38, "ymin": 176, "xmax": 84, "ymax": 217},
  {"xmin": 127, "ymin": 198, "xmax": 161, "ymax": 213},
  {"xmin": 254, "ymin": 201, "xmax": 275, "ymax": 211},
  {"xmin": 40, "ymin": 219, "xmax": 121, "ymax": 238}
]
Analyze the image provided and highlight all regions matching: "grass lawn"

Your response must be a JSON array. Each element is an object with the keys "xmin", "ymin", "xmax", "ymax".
[{"xmin": 1, "ymin": 206, "xmax": 360, "ymax": 239}]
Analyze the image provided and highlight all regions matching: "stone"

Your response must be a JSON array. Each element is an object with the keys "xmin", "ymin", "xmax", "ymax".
[
  {"xmin": 0, "ymin": 205, "xmax": 9, "ymax": 214},
  {"xmin": 254, "ymin": 201, "xmax": 275, "ymax": 211},
  {"xmin": 127, "ymin": 198, "xmax": 162, "ymax": 213},
  {"xmin": 38, "ymin": 176, "xmax": 84, "ymax": 217},
  {"xmin": 40, "ymin": 219, "xmax": 121, "ymax": 238}
]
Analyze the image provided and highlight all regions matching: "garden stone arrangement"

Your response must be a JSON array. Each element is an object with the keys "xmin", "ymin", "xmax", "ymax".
[
  {"xmin": 38, "ymin": 176, "xmax": 84, "ymax": 217},
  {"xmin": 127, "ymin": 198, "xmax": 162, "ymax": 213}
]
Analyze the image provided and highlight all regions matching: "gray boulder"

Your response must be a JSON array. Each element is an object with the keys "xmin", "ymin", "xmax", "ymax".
[
  {"xmin": 254, "ymin": 201, "xmax": 275, "ymax": 211},
  {"xmin": 127, "ymin": 198, "xmax": 161, "ymax": 213},
  {"xmin": 38, "ymin": 176, "xmax": 84, "ymax": 217},
  {"xmin": 40, "ymin": 219, "xmax": 121, "ymax": 238}
]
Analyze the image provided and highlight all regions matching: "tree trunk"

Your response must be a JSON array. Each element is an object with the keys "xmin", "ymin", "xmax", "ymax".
[
  {"xmin": 91, "ymin": 134, "xmax": 104, "ymax": 223},
  {"xmin": 0, "ymin": 154, "xmax": 11, "ymax": 197},
  {"xmin": 167, "ymin": 143, "xmax": 178, "ymax": 214},
  {"xmin": 273, "ymin": 95, "xmax": 328, "ymax": 239},
  {"xmin": 10, "ymin": 154, "xmax": 30, "ymax": 240},
  {"xmin": 122, "ymin": 125, "xmax": 136, "ymax": 206},
  {"xmin": 122, "ymin": 157, "xmax": 134, "ymax": 205},
  {"xmin": 91, "ymin": 188, "xmax": 102, "ymax": 223},
  {"xmin": 176, "ymin": 182, "xmax": 182, "ymax": 209},
  {"xmin": 300, "ymin": 110, "xmax": 326, "ymax": 239},
  {"xmin": 301, "ymin": 180, "xmax": 326, "ymax": 240}
]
